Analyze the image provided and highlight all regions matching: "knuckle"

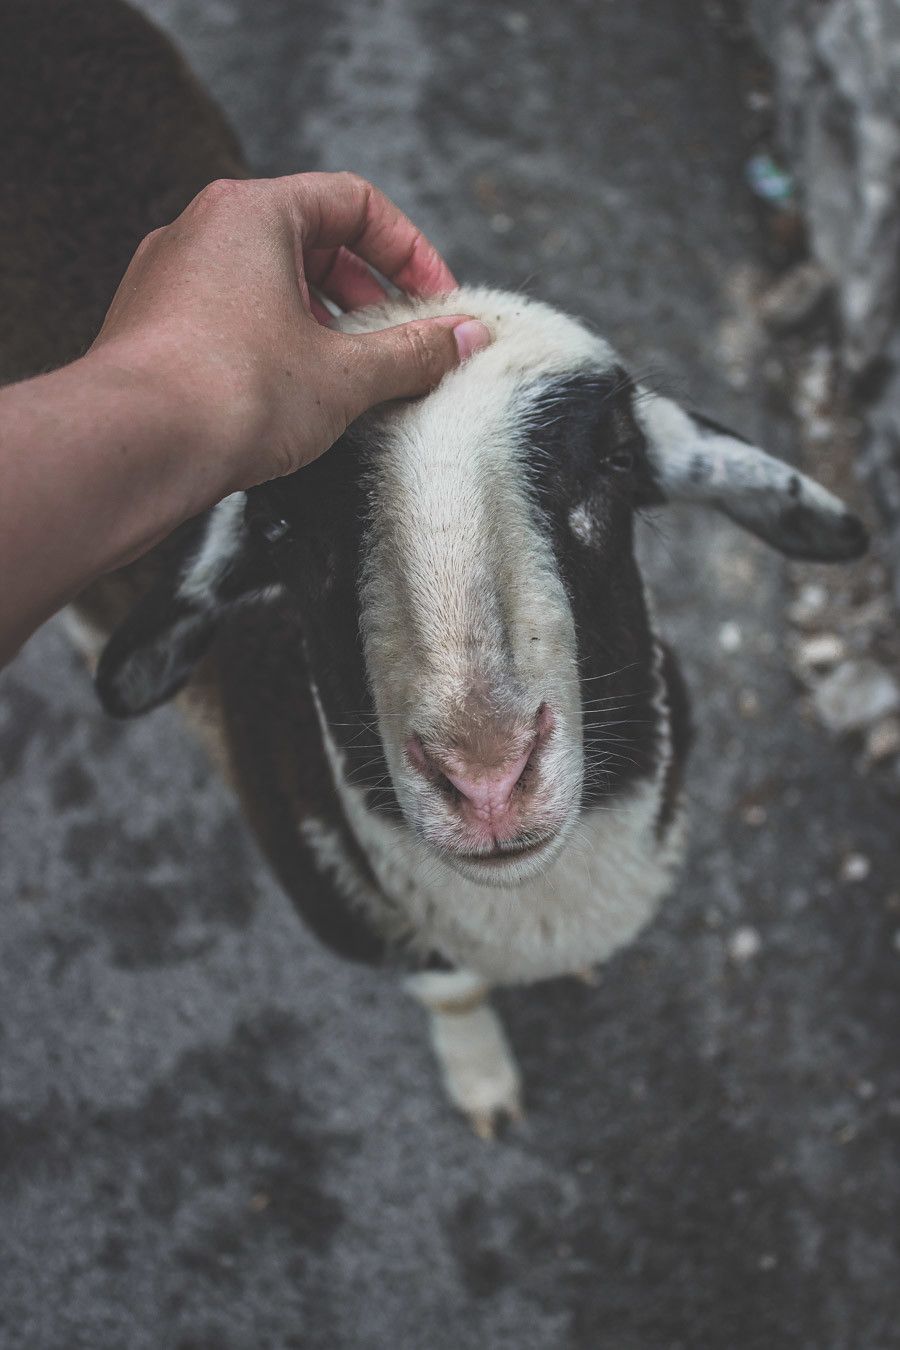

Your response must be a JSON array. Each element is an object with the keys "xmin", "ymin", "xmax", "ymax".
[
  {"xmin": 133, "ymin": 226, "xmax": 163, "ymax": 259},
  {"xmin": 337, "ymin": 170, "xmax": 371, "ymax": 194},
  {"xmin": 194, "ymin": 177, "xmax": 244, "ymax": 212},
  {"xmin": 402, "ymin": 323, "xmax": 435, "ymax": 377}
]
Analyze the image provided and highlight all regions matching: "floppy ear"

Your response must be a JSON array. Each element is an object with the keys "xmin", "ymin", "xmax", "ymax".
[
  {"xmin": 96, "ymin": 493, "xmax": 282, "ymax": 717},
  {"xmin": 634, "ymin": 392, "xmax": 868, "ymax": 562}
]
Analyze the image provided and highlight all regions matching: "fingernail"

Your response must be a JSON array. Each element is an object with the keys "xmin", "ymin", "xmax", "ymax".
[{"xmin": 451, "ymin": 318, "xmax": 492, "ymax": 362}]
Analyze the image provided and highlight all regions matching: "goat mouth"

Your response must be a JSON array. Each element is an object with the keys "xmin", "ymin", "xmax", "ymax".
[{"xmin": 454, "ymin": 835, "xmax": 554, "ymax": 865}]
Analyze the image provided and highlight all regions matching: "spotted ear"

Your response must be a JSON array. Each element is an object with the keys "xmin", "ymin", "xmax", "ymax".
[
  {"xmin": 96, "ymin": 493, "xmax": 282, "ymax": 717},
  {"xmin": 634, "ymin": 393, "xmax": 868, "ymax": 562}
]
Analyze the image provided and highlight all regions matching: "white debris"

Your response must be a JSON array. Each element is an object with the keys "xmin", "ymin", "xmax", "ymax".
[
  {"xmin": 864, "ymin": 716, "xmax": 900, "ymax": 763},
  {"xmin": 794, "ymin": 633, "xmax": 846, "ymax": 673},
  {"xmin": 840, "ymin": 853, "xmax": 871, "ymax": 883},
  {"xmin": 794, "ymin": 346, "xmax": 835, "ymax": 443},
  {"xmin": 787, "ymin": 583, "xmax": 828, "ymax": 628},
  {"xmin": 729, "ymin": 926, "xmax": 762, "ymax": 961},
  {"xmin": 741, "ymin": 804, "xmax": 767, "ymax": 827},
  {"xmin": 718, "ymin": 621, "xmax": 743, "ymax": 653},
  {"xmin": 812, "ymin": 659, "xmax": 900, "ymax": 734}
]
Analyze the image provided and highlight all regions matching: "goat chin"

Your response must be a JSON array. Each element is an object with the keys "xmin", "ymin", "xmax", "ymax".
[{"xmin": 429, "ymin": 831, "xmax": 572, "ymax": 890}]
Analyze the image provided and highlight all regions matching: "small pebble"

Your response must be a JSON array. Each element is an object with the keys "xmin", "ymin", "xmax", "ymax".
[
  {"xmin": 794, "ymin": 633, "xmax": 846, "ymax": 672},
  {"xmin": 490, "ymin": 212, "xmax": 514, "ymax": 235},
  {"xmin": 746, "ymin": 153, "xmax": 794, "ymax": 206},
  {"xmin": 741, "ymin": 804, "xmax": 767, "ymax": 827},
  {"xmin": 787, "ymin": 583, "xmax": 828, "ymax": 628},
  {"xmin": 865, "ymin": 716, "xmax": 900, "ymax": 763},
  {"xmin": 758, "ymin": 1253, "xmax": 778, "ymax": 1272},
  {"xmin": 856, "ymin": 1080, "xmax": 876, "ymax": 1101},
  {"xmin": 813, "ymin": 660, "xmax": 900, "ymax": 734},
  {"xmin": 719, "ymin": 621, "xmax": 743, "ymax": 653},
  {"xmin": 840, "ymin": 853, "xmax": 870, "ymax": 883},
  {"xmin": 729, "ymin": 926, "xmax": 762, "ymax": 961}
]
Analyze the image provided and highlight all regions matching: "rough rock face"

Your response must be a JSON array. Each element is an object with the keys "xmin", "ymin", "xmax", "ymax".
[{"xmin": 748, "ymin": 0, "xmax": 900, "ymax": 598}]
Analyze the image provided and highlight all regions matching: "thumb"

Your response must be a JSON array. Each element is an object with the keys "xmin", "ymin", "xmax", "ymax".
[{"xmin": 342, "ymin": 315, "xmax": 493, "ymax": 413}]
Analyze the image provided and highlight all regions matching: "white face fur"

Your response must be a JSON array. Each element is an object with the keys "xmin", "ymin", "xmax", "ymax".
[{"xmin": 338, "ymin": 289, "xmax": 623, "ymax": 886}]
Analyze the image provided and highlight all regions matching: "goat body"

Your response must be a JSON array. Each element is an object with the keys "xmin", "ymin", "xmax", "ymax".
[{"xmin": 1, "ymin": 0, "xmax": 867, "ymax": 1134}]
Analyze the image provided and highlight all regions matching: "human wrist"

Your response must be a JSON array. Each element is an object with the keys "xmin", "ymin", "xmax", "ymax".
[{"xmin": 84, "ymin": 332, "xmax": 270, "ymax": 513}]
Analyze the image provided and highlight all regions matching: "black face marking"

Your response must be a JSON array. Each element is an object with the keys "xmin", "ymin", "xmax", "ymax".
[
  {"xmin": 247, "ymin": 427, "xmax": 399, "ymax": 818},
  {"xmin": 96, "ymin": 516, "xmax": 278, "ymax": 718},
  {"xmin": 524, "ymin": 370, "xmax": 664, "ymax": 807}
]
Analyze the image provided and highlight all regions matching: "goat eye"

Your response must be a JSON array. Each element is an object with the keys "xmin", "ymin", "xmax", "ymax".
[
  {"xmin": 249, "ymin": 513, "xmax": 291, "ymax": 545},
  {"xmin": 262, "ymin": 517, "xmax": 291, "ymax": 544},
  {"xmin": 605, "ymin": 444, "xmax": 635, "ymax": 473}
]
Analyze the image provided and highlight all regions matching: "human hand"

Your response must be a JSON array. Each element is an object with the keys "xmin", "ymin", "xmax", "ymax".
[{"xmin": 88, "ymin": 171, "xmax": 491, "ymax": 493}]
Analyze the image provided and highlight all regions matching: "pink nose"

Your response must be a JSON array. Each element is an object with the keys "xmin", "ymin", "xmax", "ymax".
[
  {"xmin": 440, "ymin": 744, "xmax": 535, "ymax": 818},
  {"xmin": 406, "ymin": 703, "xmax": 553, "ymax": 829}
]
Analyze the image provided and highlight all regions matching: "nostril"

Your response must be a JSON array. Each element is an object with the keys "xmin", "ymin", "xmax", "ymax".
[
  {"xmin": 407, "ymin": 734, "xmax": 463, "ymax": 803},
  {"xmin": 534, "ymin": 701, "xmax": 554, "ymax": 741},
  {"xmin": 406, "ymin": 733, "xmax": 430, "ymax": 776}
]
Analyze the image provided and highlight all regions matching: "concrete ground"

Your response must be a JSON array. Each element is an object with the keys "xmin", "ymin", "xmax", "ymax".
[{"xmin": 1, "ymin": 1, "xmax": 898, "ymax": 1347}]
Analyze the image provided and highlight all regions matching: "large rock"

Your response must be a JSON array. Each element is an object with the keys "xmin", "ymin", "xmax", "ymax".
[{"xmin": 748, "ymin": 0, "xmax": 900, "ymax": 599}]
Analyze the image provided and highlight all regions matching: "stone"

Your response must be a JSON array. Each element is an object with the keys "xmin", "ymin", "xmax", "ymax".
[
  {"xmin": 729, "ymin": 926, "xmax": 763, "ymax": 960},
  {"xmin": 812, "ymin": 659, "xmax": 900, "ymax": 733},
  {"xmin": 793, "ymin": 633, "xmax": 846, "ymax": 675},
  {"xmin": 787, "ymin": 582, "xmax": 829, "ymax": 628},
  {"xmin": 758, "ymin": 261, "xmax": 832, "ymax": 333},
  {"xmin": 840, "ymin": 852, "xmax": 871, "ymax": 883},
  {"xmin": 719, "ymin": 621, "xmax": 743, "ymax": 652},
  {"xmin": 865, "ymin": 716, "xmax": 900, "ymax": 762}
]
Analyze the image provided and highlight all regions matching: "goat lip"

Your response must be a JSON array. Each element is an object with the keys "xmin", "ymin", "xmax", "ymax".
[{"xmin": 452, "ymin": 835, "xmax": 555, "ymax": 865}]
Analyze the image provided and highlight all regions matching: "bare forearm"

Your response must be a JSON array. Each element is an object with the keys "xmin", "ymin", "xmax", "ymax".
[{"xmin": 0, "ymin": 350, "xmax": 237, "ymax": 665}]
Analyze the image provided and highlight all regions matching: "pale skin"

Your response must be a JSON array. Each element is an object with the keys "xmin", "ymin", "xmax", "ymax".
[{"xmin": 0, "ymin": 171, "xmax": 492, "ymax": 667}]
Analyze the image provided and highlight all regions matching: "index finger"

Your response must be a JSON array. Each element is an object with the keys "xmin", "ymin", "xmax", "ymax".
[{"xmin": 281, "ymin": 171, "xmax": 457, "ymax": 297}]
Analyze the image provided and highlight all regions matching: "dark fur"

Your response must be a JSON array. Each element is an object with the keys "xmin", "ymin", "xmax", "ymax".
[
  {"xmin": 0, "ymin": 0, "xmax": 244, "ymax": 385},
  {"xmin": 523, "ymin": 372, "xmax": 679, "ymax": 811}
]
